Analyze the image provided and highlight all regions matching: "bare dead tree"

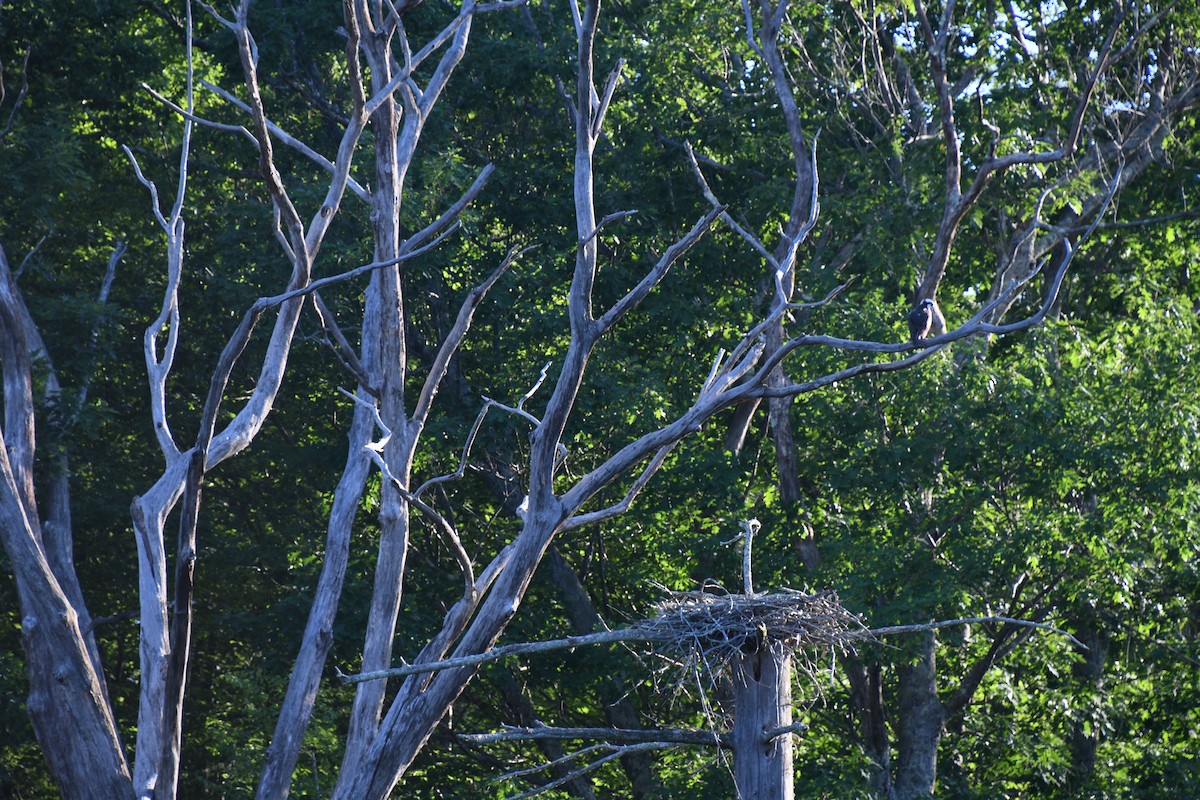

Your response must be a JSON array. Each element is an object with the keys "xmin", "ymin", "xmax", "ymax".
[
  {"xmin": 740, "ymin": 2, "xmax": 1199, "ymax": 796},
  {"xmin": 0, "ymin": 0, "xmax": 503, "ymax": 796}
]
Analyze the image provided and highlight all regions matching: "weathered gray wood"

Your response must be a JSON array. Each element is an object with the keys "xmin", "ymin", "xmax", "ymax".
[
  {"xmin": 0, "ymin": 246, "xmax": 134, "ymax": 799},
  {"xmin": 732, "ymin": 642, "xmax": 794, "ymax": 800}
]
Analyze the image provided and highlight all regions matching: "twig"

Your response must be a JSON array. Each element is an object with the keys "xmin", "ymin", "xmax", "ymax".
[
  {"xmin": 590, "ymin": 58, "xmax": 625, "ymax": 140},
  {"xmin": 254, "ymin": 226, "xmax": 459, "ymax": 315},
  {"xmin": 518, "ymin": 362, "xmax": 552, "ymax": 413},
  {"xmin": 580, "ymin": 209, "xmax": 637, "ymax": 248},
  {"xmin": 14, "ymin": 234, "xmax": 49, "ymax": 280},
  {"xmin": 72, "ymin": 242, "xmax": 127, "ymax": 418},
  {"xmin": 409, "ymin": 242, "xmax": 525, "ymax": 429},
  {"xmin": 85, "ymin": 609, "xmax": 140, "ymax": 633},
  {"xmin": 311, "ymin": 292, "xmax": 374, "ymax": 392},
  {"xmin": 685, "ymin": 141, "xmax": 776, "ymax": 266}
]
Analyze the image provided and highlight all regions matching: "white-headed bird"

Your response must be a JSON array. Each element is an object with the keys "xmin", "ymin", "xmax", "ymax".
[{"xmin": 908, "ymin": 298, "xmax": 935, "ymax": 343}]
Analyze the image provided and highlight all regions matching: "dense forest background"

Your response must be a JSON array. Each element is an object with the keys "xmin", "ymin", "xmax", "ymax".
[{"xmin": 1, "ymin": 0, "xmax": 1198, "ymax": 797}]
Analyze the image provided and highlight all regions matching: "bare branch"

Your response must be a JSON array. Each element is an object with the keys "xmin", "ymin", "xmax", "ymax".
[
  {"xmin": 344, "ymin": 1, "xmax": 367, "ymax": 114},
  {"xmin": 498, "ymin": 741, "xmax": 677, "ymax": 800},
  {"xmin": 772, "ymin": 132, "xmax": 822, "ymax": 304},
  {"xmin": 169, "ymin": 0, "xmax": 197, "ymax": 226},
  {"xmin": 460, "ymin": 724, "xmax": 727, "ymax": 748},
  {"xmin": 13, "ymin": 234, "xmax": 48, "ymax": 280},
  {"xmin": 555, "ymin": 194, "xmax": 1090, "ymax": 547},
  {"xmin": 590, "ymin": 57, "xmax": 625, "ymax": 140},
  {"xmin": 560, "ymin": 442, "xmax": 678, "ymax": 531},
  {"xmin": 909, "ymin": 1, "xmax": 1143, "ymax": 307},
  {"xmin": 406, "ymin": 246, "xmax": 537, "ymax": 495},
  {"xmin": 312, "ymin": 292, "xmax": 374, "ymax": 392},
  {"xmin": 1091, "ymin": 208, "xmax": 1200, "ymax": 231},
  {"xmin": 253, "ymin": 228, "xmax": 461, "ymax": 323},
  {"xmin": 580, "ymin": 209, "xmax": 637, "ymax": 248},
  {"xmin": 763, "ymin": 721, "xmax": 809, "ymax": 742},
  {"xmin": 754, "ymin": 0, "xmax": 816, "ymax": 258},
  {"xmin": 761, "ymin": 246, "xmax": 1076, "ymax": 396},
  {"xmin": 1111, "ymin": 0, "xmax": 1177, "ymax": 63},
  {"xmin": 196, "ymin": 79, "xmax": 370, "ymax": 202},
  {"xmin": 871, "ymin": 616, "xmax": 1087, "ymax": 652},
  {"xmin": 594, "ymin": 205, "xmax": 723, "ymax": 334},
  {"xmin": 121, "ymin": 145, "xmax": 171, "ymax": 232},
  {"xmin": 412, "ymin": 400, "xmax": 496, "ymax": 499},
  {"xmin": 519, "ymin": 362, "xmax": 553, "ymax": 413},
  {"xmin": 567, "ymin": 0, "xmax": 583, "ymax": 42},
  {"xmin": 740, "ymin": 0, "xmax": 763, "ymax": 58},
  {"xmin": 231, "ymin": 12, "xmax": 306, "ymax": 254},
  {"xmin": 360, "ymin": 6, "xmax": 475, "ymax": 119},
  {"xmin": 195, "ymin": 0, "xmax": 234, "ymax": 30},
  {"xmin": 339, "ymin": 626, "xmax": 661, "ymax": 684},
  {"xmin": 411, "ymin": 244, "xmax": 525, "ymax": 427},
  {"xmin": 72, "ymin": 242, "xmax": 127, "ymax": 417},
  {"xmin": 685, "ymin": 140, "xmax": 776, "ymax": 266},
  {"xmin": 402, "ymin": 163, "xmax": 496, "ymax": 255},
  {"xmin": 350, "ymin": 393, "xmax": 476, "ymax": 592},
  {"xmin": 151, "ymin": 7, "xmax": 202, "ymax": 791},
  {"xmin": 124, "ymin": 147, "xmax": 188, "ymax": 464},
  {"xmin": 145, "ymin": 82, "xmax": 256, "ymax": 142},
  {"xmin": 913, "ymin": 0, "xmax": 962, "ymax": 203},
  {"xmin": 960, "ymin": 11, "xmax": 1123, "ymax": 205}
]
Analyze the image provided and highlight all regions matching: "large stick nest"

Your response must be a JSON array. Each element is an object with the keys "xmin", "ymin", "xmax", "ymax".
[{"xmin": 638, "ymin": 587, "xmax": 870, "ymax": 668}]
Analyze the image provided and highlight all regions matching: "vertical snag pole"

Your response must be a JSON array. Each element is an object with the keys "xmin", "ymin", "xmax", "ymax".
[
  {"xmin": 732, "ymin": 639, "xmax": 795, "ymax": 800},
  {"xmin": 741, "ymin": 518, "xmax": 760, "ymax": 596},
  {"xmin": 732, "ymin": 517, "xmax": 794, "ymax": 800}
]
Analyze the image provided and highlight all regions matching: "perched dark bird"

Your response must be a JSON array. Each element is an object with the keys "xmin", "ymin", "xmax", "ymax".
[{"xmin": 908, "ymin": 298, "xmax": 935, "ymax": 343}]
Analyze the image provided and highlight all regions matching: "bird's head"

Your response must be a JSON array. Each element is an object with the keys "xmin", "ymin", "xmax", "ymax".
[{"xmin": 919, "ymin": 298, "xmax": 934, "ymax": 309}]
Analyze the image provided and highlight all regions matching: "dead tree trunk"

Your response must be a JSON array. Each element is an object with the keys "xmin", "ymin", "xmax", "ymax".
[
  {"xmin": 0, "ymin": 245, "xmax": 135, "ymax": 800},
  {"xmin": 732, "ymin": 640, "xmax": 795, "ymax": 800}
]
